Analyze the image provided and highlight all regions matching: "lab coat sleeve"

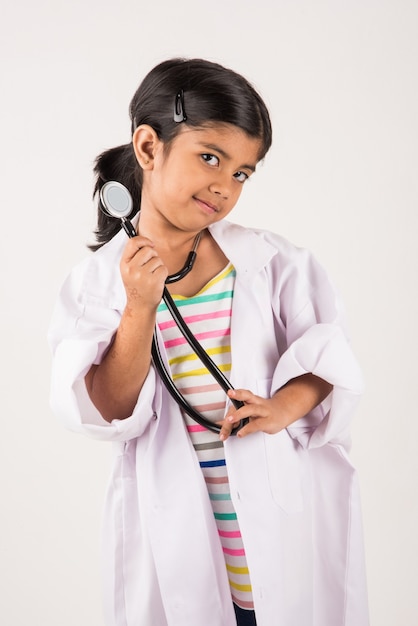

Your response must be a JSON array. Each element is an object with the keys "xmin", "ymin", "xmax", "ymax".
[
  {"xmin": 269, "ymin": 247, "xmax": 364, "ymax": 450},
  {"xmin": 48, "ymin": 260, "xmax": 158, "ymax": 442}
]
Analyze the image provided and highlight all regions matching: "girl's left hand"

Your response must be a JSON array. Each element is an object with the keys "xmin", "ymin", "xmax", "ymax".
[
  {"xmin": 218, "ymin": 388, "xmax": 289, "ymax": 441},
  {"xmin": 218, "ymin": 374, "xmax": 333, "ymax": 441}
]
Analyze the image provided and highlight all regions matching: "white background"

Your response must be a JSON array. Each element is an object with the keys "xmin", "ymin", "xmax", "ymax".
[{"xmin": 1, "ymin": 1, "xmax": 417, "ymax": 624}]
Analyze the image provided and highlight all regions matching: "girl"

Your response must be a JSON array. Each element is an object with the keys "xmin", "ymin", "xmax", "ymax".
[{"xmin": 48, "ymin": 58, "xmax": 369, "ymax": 626}]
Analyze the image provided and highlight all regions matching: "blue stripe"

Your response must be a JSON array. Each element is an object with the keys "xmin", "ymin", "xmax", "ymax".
[{"xmin": 199, "ymin": 459, "xmax": 226, "ymax": 468}]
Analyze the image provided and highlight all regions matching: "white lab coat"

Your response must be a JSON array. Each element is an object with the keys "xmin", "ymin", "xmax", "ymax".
[{"xmin": 48, "ymin": 219, "xmax": 369, "ymax": 626}]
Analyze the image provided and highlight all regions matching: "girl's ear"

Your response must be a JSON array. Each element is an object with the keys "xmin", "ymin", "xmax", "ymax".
[{"xmin": 132, "ymin": 124, "xmax": 162, "ymax": 169}]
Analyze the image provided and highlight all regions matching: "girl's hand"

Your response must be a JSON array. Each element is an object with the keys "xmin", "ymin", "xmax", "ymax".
[
  {"xmin": 218, "ymin": 375, "xmax": 333, "ymax": 441},
  {"xmin": 218, "ymin": 388, "xmax": 289, "ymax": 441},
  {"xmin": 120, "ymin": 236, "xmax": 168, "ymax": 310}
]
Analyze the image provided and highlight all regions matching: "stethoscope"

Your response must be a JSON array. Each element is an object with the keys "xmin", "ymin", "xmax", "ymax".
[{"xmin": 99, "ymin": 181, "xmax": 248, "ymax": 435}]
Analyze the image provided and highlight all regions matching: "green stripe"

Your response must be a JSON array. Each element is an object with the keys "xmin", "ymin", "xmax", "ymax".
[
  {"xmin": 214, "ymin": 512, "xmax": 237, "ymax": 520},
  {"xmin": 209, "ymin": 493, "xmax": 231, "ymax": 501},
  {"xmin": 158, "ymin": 290, "xmax": 233, "ymax": 312}
]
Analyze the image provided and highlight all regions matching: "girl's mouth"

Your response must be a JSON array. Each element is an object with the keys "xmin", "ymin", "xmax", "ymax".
[{"xmin": 194, "ymin": 197, "xmax": 219, "ymax": 214}]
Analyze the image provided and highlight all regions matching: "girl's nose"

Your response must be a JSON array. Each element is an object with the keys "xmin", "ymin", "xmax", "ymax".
[{"xmin": 209, "ymin": 177, "xmax": 230, "ymax": 200}]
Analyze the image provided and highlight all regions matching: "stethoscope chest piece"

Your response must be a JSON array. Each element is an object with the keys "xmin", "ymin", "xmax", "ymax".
[
  {"xmin": 100, "ymin": 181, "xmax": 133, "ymax": 218},
  {"xmin": 99, "ymin": 181, "xmax": 137, "ymax": 238}
]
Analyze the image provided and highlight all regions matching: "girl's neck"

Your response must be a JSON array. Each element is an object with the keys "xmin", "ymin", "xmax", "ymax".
[
  {"xmin": 165, "ymin": 230, "xmax": 229, "ymax": 298},
  {"xmin": 136, "ymin": 211, "xmax": 204, "ymax": 254}
]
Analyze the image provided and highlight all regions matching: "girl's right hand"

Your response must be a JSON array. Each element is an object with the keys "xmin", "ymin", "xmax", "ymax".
[
  {"xmin": 120, "ymin": 236, "xmax": 168, "ymax": 310},
  {"xmin": 85, "ymin": 235, "xmax": 167, "ymax": 423}
]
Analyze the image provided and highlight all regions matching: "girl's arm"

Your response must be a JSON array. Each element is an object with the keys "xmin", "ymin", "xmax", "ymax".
[
  {"xmin": 85, "ymin": 236, "xmax": 167, "ymax": 422},
  {"xmin": 219, "ymin": 374, "xmax": 332, "ymax": 440}
]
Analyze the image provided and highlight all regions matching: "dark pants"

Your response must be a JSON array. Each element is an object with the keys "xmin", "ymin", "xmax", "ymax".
[{"xmin": 233, "ymin": 603, "xmax": 257, "ymax": 626}]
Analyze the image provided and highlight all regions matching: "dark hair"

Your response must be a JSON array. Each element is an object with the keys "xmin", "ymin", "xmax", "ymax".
[{"xmin": 91, "ymin": 58, "xmax": 272, "ymax": 249}]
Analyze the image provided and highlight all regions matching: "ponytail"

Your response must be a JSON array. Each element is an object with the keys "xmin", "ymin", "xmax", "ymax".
[{"xmin": 89, "ymin": 142, "xmax": 142, "ymax": 251}]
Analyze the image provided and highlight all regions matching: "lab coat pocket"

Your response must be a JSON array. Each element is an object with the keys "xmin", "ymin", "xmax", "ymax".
[
  {"xmin": 257, "ymin": 378, "xmax": 304, "ymax": 514},
  {"xmin": 264, "ymin": 431, "xmax": 304, "ymax": 513}
]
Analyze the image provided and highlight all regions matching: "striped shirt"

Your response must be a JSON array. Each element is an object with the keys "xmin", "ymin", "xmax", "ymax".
[{"xmin": 156, "ymin": 263, "xmax": 254, "ymax": 610}]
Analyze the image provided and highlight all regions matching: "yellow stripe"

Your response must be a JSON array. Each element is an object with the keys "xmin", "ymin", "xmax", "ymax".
[
  {"xmin": 229, "ymin": 580, "xmax": 252, "ymax": 592},
  {"xmin": 172, "ymin": 363, "xmax": 231, "ymax": 380},
  {"xmin": 197, "ymin": 264, "xmax": 234, "ymax": 295},
  {"xmin": 169, "ymin": 345, "xmax": 230, "ymax": 365},
  {"xmin": 226, "ymin": 564, "xmax": 250, "ymax": 575},
  {"xmin": 172, "ymin": 263, "xmax": 234, "ymax": 299}
]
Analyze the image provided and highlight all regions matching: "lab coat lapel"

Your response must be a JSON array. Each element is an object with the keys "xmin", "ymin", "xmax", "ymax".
[
  {"xmin": 208, "ymin": 220, "xmax": 277, "ymax": 285},
  {"xmin": 208, "ymin": 220, "xmax": 279, "ymax": 391}
]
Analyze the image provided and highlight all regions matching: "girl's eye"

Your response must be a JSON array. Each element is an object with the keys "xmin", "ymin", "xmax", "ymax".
[
  {"xmin": 201, "ymin": 153, "xmax": 219, "ymax": 166},
  {"xmin": 234, "ymin": 171, "xmax": 249, "ymax": 183}
]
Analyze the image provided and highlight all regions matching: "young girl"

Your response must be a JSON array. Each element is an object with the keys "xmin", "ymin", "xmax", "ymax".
[{"xmin": 48, "ymin": 58, "xmax": 369, "ymax": 626}]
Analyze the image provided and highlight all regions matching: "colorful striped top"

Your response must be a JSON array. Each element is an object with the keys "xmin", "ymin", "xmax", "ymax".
[{"xmin": 156, "ymin": 263, "xmax": 254, "ymax": 610}]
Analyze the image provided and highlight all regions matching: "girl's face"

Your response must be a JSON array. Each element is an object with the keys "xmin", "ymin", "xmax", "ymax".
[{"xmin": 139, "ymin": 123, "xmax": 262, "ymax": 234}]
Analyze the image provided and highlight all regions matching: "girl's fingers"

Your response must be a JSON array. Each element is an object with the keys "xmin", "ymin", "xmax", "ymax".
[
  {"xmin": 218, "ymin": 421, "xmax": 234, "ymax": 441},
  {"xmin": 220, "ymin": 389, "xmax": 282, "ymax": 440},
  {"xmin": 225, "ymin": 389, "xmax": 265, "ymax": 423},
  {"xmin": 220, "ymin": 413, "xmax": 267, "ymax": 441},
  {"xmin": 122, "ymin": 236, "xmax": 155, "ymax": 262},
  {"xmin": 120, "ymin": 236, "xmax": 168, "ymax": 308},
  {"xmin": 234, "ymin": 418, "xmax": 264, "ymax": 438},
  {"xmin": 121, "ymin": 237, "xmax": 168, "ymax": 281},
  {"xmin": 219, "ymin": 413, "xmax": 258, "ymax": 441},
  {"xmin": 228, "ymin": 388, "xmax": 257, "ymax": 403},
  {"xmin": 135, "ymin": 250, "xmax": 163, "ymax": 272},
  {"xmin": 219, "ymin": 390, "xmax": 257, "ymax": 441},
  {"xmin": 225, "ymin": 403, "xmax": 257, "ymax": 424}
]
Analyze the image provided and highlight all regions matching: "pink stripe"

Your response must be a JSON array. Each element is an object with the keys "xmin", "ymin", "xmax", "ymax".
[
  {"xmin": 205, "ymin": 476, "xmax": 229, "ymax": 484},
  {"xmin": 178, "ymin": 383, "xmax": 220, "ymax": 395},
  {"xmin": 223, "ymin": 547, "xmax": 246, "ymax": 556},
  {"xmin": 218, "ymin": 530, "xmax": 242, "ymax": 538},
  {"xmin": 231, "ymin": 596, "xmax": 254, "ymax": 609},
  {"xmin": 187, "ymin": 424, "xmax": 207, "ymax": 432},
  {"xmin": 158, "ymin": 309, "xmax": 231, "ymax": 331},
  {"xmin": 164, "ymin": 328, "xmax": 230, "ymax": 349},
  {"xmin": 193, "ymin": 401, "xmax": 225, "ymax": 412}
]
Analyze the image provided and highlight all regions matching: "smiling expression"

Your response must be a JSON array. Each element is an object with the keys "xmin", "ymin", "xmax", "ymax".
[{"xmin": 139, "ymin": 124, "xmax": 262, "ymax": 234}]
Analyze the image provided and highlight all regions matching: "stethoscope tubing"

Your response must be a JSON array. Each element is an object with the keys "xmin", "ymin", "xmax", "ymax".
[
  {"xmin": 122, "ymin": 220, "xmax": 248, "ymax": 435},
  {"xmin": 162, "ymin": 287, "xmax": 240, "ymax": 399},
  {"xmin": 155, "ymin": 287, "xmax": 247, "ymax": 434}
]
